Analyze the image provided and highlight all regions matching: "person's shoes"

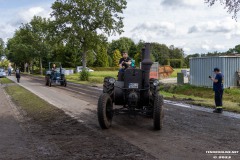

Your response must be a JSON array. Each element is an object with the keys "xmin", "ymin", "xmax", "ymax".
[{"xmin": 213, "ymin": 108, "xmax": 223, "ymax": 113}]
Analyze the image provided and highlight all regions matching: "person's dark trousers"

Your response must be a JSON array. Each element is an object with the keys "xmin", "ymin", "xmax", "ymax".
[{"xmin": 215, "ymin": 89, "xmax": 223, "ymax": 109}]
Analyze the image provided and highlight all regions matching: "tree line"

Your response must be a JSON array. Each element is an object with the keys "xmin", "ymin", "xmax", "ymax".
[
  {"xmin": 185, "ymin": 44, "xmax": 240, "ymax": 67},
  {"xmin": 0, "ymin": 0, "xmax": 186, "ymax": 74},
  {"xmin": 1, "ymin": 0, "xmax": 239, "ymax": 72},
  {"xmin": 2, "ymin": 0, "xmax": 127, "ymax": 74}
]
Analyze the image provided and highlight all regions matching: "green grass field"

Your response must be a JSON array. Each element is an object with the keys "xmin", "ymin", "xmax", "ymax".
[
  {"xmin": 161, "ymin": 84, "xmax": 240, "ymax": 113},
  {"xmin": 0, "ymin": 78, "xmax": 13, "ymax": 84},
  {"xmin": 66, "ymin": 68, "xmax": 184, "ymax": 84},
  {"xmin": 169, "ymin": 68, "xmax": 186, "ymax": 78},
  {"xmin": 66, "ymin": 71, "xmax": 118, "ymax": 84}
]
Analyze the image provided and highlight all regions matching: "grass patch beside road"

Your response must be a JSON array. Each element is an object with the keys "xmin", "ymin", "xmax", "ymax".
[
  {"xmin": 5, "ymin": 85, "xmax": 64, "ymax": 121},
  {"xmin": 0, "ymin": 78, "xmax": 13, "ymax": 84},
  {"xmin": 169, "ymin": 68, "xmax": 189, "ymax": 78},
  {"xmin": 161, "ymin": 84, "xmax": 240, "ymax": 113},
  {"xmin": 66, "ymin": 71, "xmax": 118, "ymax": 85}
]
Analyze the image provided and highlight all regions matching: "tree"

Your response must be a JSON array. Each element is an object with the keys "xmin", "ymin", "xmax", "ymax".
[
  {"xmin": 113, "ymin": 49, "xmax": 122, "ymax": 67},
  {"xmin": 232, "ymin": 44, "xmax": 240, "ymax": 53},
  {"xmin": 108, "ymin": 55, "xmax": 113, "ymax": 67},
  {"xmin": 7, "ymin": 26, "xmax": 36, "ymax": 69},
  {"xmin": 0, "ymin": 59, "xmax": 10, "ymax": 69},
  {"xmin": 150, "ymin": 43, "xmax": 170, "ymax": 65},
  {"xmin": 87, "ymin": 50, "xmax": 96, "ymax": 67},
  {"xmin": 51, "ymin": 0, "xmax": 127, "ymax": 68},
  {"xmin": 0, "ymin": 38, "xmax": 4, "ymax": 57},
  {"xmin": 205, "ymin": 0, "xmax": 240, "ymax": 19},
  {"xmin": 30, "ymin": 16, "xmax": 52, "ymax": 75},
  {"xmin": 185, "ymin": 53, "xmax": 200, "ymax": 67},
  {"xmin": 109, "ymin": 37, "xmax": 135, "ymax": 57},
  {"xmin": 134, "ymin": 52, "xmax": 141, "ymax": 66},
  {"xmin": 94, "ymin": 46, "xmax": 109, "ymax": 67}
]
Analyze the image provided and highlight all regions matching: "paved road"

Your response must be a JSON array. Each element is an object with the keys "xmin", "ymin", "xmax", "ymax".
[{"xmin": 8, "ymin": 76, "xmax": 240, "ymax": 160}]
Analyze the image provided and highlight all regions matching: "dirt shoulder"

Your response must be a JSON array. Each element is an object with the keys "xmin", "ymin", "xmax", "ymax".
[
  {"xmin": 2, "ymin": 83, "xmax": 155, "ymax": 159},
  {"xmin": 0, "ymin": 86, "xmax": 36, "ymax": 159}
]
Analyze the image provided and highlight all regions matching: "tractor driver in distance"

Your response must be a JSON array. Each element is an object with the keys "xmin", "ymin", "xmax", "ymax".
[
  {"xmin": 52, "ymin": 63, "xmax": 57, "ymax": 72},
  {"xmin": 119, "ymin": 52, "xmax": 131, "ymax": 72}
]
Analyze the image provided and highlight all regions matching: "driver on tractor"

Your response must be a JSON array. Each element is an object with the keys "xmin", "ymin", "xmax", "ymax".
[
  {"xmin": 52, "ymin": 63, "xmax": 57, "ymax": 72},
  {"xmin": 119, "ymin": 52, "xmax": 132, "ymax": 72}
]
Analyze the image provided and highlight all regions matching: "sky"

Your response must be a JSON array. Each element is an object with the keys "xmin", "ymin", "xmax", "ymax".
[{"xmin": 0, "ymin": 0, "xmax": 240, "ymax": 55}]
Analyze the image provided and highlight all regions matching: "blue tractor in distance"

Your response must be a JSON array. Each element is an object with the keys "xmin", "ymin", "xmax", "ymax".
[{"xmin": 45, "ymin": 62, "xmax": 67, "ymax": 87}]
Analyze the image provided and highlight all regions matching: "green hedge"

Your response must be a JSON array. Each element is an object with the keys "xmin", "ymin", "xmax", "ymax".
[
  {"xmin": 91, "ymin": 67, "xmax": 119, "ymax": 71},
  {"xmin": 32, "ymin": 68, "xmax": 47, "ymax": 74}
]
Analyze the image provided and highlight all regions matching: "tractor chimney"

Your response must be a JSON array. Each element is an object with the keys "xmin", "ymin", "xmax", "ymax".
[
  {"xmin": 142, "ymin": 43, "xmax": 153, "ymax": 88},
  {"xmin": 141, "ymin": 48, "xmax": 145, "ymax": 61}
]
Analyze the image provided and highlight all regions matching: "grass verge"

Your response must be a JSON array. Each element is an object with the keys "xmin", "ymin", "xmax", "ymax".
[
  {"xmin": 0, "ymin": 78, "xmax": 14, "ymax": 84},
  {"xmin": 66, "ymin": 71, "xmax": 118, "ymax": 85},
  {"xmin": 5, "ymin": 85, "xmax": 64, "ymax": 121},
  {"xmin": 169, "ymin": 68, "xmax": 188, "ymax": 78},
  {"xmin": 161, "ymin": 84, "xmax": 240, "ymax": 113}
]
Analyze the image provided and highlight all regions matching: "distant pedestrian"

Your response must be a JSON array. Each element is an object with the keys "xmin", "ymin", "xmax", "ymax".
[
  {"xmin": 8, "ymin": 66, "xmax": 12, "ymax": 76},
  {"xmin": 209, "ymin": 67, "xmax": 224, "ymax": 113},
  {"xmin": 16, "ymin": 68, "xmax": 21, "ymax": 83}
]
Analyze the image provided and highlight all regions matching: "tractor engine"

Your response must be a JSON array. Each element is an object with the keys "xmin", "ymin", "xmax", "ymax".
[
  {"xmin": 124, "ymin": 69, "xmax": 143, "ymax": 108},
  {"xmin": 128, "ymin": 91, "xmax": 139, "ymax": 107}
]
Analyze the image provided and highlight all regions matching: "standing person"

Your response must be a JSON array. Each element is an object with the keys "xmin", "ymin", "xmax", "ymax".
[
  {"xmin": 119, "ymin": 52, "xmax": 131, "ymax": 72},
  {"xmin": 8, "ymin": 65, "xmax": 12, "ymax": 76},
  {"xmin": 16, "ymin": 68, "xmax": 21, "ymax": 83},
  {"xmin": 209, "ymin": 67, "xmax": 224, "ymax": 113}
]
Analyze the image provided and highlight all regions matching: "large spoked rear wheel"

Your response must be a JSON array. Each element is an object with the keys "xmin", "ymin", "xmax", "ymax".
[
  {"xmin": 98, "ymin": 93, "xmax": 113, "ymax": 129},
  {"xmin": 153, "ymin": 95, "xmax": 164, "ymax": 130}
]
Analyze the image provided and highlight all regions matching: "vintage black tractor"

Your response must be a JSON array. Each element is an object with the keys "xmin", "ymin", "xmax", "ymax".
[
  {"xmin": 97, "ymin": 43, "xmax": 164, "ymax": 130},
  {"xmin": 45, "ymin": 62, "xmax": 67, "ymax": 87}
]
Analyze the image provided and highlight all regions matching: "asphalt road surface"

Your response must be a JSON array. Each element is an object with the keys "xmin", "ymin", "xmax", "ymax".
[{"xmin": 6, "ymin": 75, "xmax": 240, "ymax": 160}]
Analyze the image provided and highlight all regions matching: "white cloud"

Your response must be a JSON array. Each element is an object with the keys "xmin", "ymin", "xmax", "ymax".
[
  {"xmin": 202, "ymin": 44, "xmax": 210, "ymax": 50},
  {"xmin": 18, "ymin": 7, "xmax": 50, "ymax": 22},
  {"xmin": 213, "ymin": 44, "xmax": 226, "ymax": 50},
  {"xmin": 131, "ymin": 22, "xmax": 176, "ymax": 36},
  {"xmin": 8, "ymin": 6, "xmax": 51, "ymax": 27},
  {"xmin": 188, "ymin": 18, "xmax": 237, "ymax": 34},
  {"xmin": 0, "ymin": 4, "xmax": 51, "ymax": 42},
  {"xmin": 183, "ymin": 47, "xmax": 191, "ymax": 52},
  {"xmin": 161, "ymin": 0, "xmax": 200, "ymax": 8},
  {"xmin": 1, "ymin": 0, "xmax": 240, "ymax": 55}
]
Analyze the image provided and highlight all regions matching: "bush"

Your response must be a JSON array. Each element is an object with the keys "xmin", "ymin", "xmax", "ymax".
[
  {"xmin": 32, "ymin": 68, "xmax": 46, "ymax": 75},
  {"xmin": 79, "ymin": 69, "xmax": 90, "ymax": 81},
  {"xmin": 91, "ymin": 67, "xmax": 119, "ymax": 71}
]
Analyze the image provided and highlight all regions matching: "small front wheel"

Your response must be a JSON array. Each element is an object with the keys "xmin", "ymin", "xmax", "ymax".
[
  {"xmin": 64, "ymin": 81, "xmax": 67, "ymax": 87},
  {"xmin": 97, "ymin": 93, "xmax": 113, "ymax": 129},
  {"xmin": 45, "ymin": 76, "xmax": 50, "ymax": 86},
  {"xmin": 49, "ymin": 79, "xmax": 52, "ymax": 87}
]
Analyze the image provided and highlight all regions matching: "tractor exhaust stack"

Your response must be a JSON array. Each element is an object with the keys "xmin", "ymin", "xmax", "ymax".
[{"xmin": 141, "ymin": 43, "xmax": 153, "ymax": 88}]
